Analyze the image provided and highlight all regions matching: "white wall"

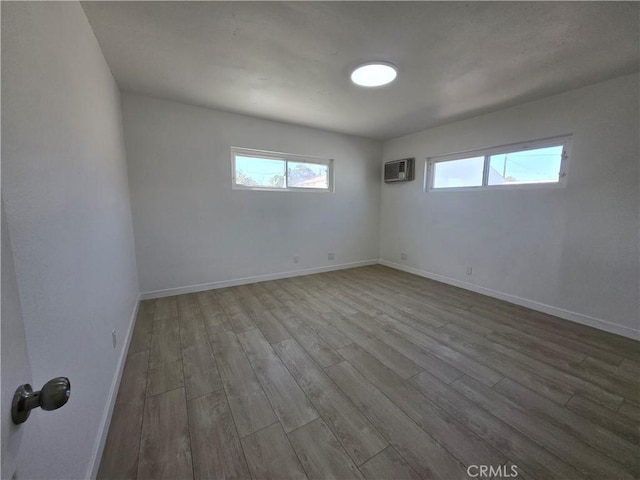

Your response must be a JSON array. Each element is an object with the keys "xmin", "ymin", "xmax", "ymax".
[
  {"xmin": 1, "ymin": 199, "xmax": 33, "ymax": 479},
  {"xmin": 122, "ymin": 94, "xmax": 382, "ymax": 296},
  {"xmin": 380, "ymin": 74, "xmax": 640, "ymax": 339},
  {"xmin": 2, "ymin": 2, "xmax": 139, "ymax": 478}
]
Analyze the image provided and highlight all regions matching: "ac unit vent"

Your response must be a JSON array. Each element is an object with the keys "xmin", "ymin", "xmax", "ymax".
[{"xmin": 384, "ymin": 158, "xmax": 415, "ymax": 183}]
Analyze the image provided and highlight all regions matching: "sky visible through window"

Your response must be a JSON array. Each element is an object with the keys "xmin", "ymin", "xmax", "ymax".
[
  {"xmin": 235, "ymin": 156, "xmax": 285, "ymax": 187},
  {"xmin": 433, "ymin": 156, "xmax": 484, "ymax": 188},
  {"xmin": 433, "ymin": 145, "xmax": 564, "ymax": 188},
  {"xmin": 489, "ymin": 145, "xmax": 563, "ymax": 184},
  {"xmin": 234, "ymin": 155, "xmax": 329, "ymax": 189}
]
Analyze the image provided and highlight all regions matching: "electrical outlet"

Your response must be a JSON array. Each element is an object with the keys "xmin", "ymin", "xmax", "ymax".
[
  {"xmin": 293, "ymin": 255, "xmax": 299, "ymax": 263},
  {"xmin": 328, "ymin": 252, "xmax": 335, "ymax": 260},
  {"xmin": 466, "ymin": 267, "xmax": 472, "ymax": 275},
  {"xmin": 400, "ymin": 252, "xmax": 408, "ymax": 260},
  {"xmin": 112, "ymin": 330, "xmax": 117, "ymax": 349}
]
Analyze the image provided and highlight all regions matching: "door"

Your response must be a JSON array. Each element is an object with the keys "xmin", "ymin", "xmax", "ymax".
[{"xmin": 1, "ymin": 199, "xmax": 37, "ymax": 479}]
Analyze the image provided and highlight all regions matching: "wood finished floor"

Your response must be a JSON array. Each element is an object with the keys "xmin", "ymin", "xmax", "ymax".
[{"xmin": 98, "ymin": 265, "xmax": 640, "ymax": 480}]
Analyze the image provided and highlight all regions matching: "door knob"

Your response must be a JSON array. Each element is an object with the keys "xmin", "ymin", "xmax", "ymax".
[{"xmin": 12, "ymin": 377, "xmax": 70, "ymax": 425}]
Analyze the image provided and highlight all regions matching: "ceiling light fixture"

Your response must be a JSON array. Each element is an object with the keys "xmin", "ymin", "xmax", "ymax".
[{"xmin": 350, "ymin": 62, "xmax": 397, "ymax": 87}]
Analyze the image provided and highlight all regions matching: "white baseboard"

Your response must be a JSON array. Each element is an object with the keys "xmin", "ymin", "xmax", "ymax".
[
  {"xmin": 140, "ymin": 260, "xmax": 379, "ymax": 300},
  {"xmin": 379, "ymin": 260, "xmax": 640, "ymax": 340},
  {"xmin": 87, "ymin": 295, "xmax": 141, "ymax": 480},
  {"xmin": 86, "ymin": 258, "xmax": 637, "ymax": 479}
]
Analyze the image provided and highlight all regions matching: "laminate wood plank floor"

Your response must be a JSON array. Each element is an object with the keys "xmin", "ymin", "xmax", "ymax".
[
  {"xmin": 288, "ymin": 418, "xmax": 364, "ymax": 480},
  {"xmin": 358, "ymin": 446, "xmax": 421, "ymax": 480},
  {"xmin": 98, "ymin": 265, "xmax": 639, "ymax": 480}
]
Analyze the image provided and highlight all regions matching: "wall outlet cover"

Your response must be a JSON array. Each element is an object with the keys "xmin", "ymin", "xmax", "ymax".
[{"xmin": 328, "ymin": 252, "xmax": 335, "ymax": 260}]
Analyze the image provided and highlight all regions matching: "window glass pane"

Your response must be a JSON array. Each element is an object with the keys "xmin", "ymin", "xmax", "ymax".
[
  {"xmin": 287, "ymin": 161, "xmax": 329, "ymax": 189},
  {"xmin": 432, "ymin": 156, "xmax": 484, "ymax": 189},
  {"xmin": 234, "ymin": 155, "xmax": 285, "ymax": 188},
  {"xmin": 488, "ymin": 145, "xmax": 563, "ymax": 185}
]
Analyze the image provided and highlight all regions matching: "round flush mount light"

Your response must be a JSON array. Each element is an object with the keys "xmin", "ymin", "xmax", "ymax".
[{"xmin": 350, "ymin": 62, "xmax": 398, "ymax": 87}]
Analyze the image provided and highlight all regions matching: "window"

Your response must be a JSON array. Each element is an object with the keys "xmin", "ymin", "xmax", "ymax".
[
  {"xmin": 432, "ymin": 156, "xmax": 484, "ymax": 189},
  {"xmin": 427, "ymin": 136, "xmax": 570, "ymax": 191},
  {"xmin": 232, "ymin": 147, "xmax": 333, "ymax": 192}
]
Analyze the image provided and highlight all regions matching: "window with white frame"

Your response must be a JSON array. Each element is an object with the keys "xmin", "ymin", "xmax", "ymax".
[
  {"xmin": 427, "ymin": 136, "xmax": 571, "ymax": 191},
  {"xmin": 232, "ymin": 147, "xmax": 333, "ymax": 192}
]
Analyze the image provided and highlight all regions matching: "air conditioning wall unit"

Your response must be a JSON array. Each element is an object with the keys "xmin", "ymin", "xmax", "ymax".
[{"xmin": 384, "ymin": 158, "xmax": 415, "ymax": 183}]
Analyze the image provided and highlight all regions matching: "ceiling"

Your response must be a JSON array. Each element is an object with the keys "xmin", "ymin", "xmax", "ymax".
[{"xmin": 81, "ymin": 2, "xmax": 639, "ymax": 140}]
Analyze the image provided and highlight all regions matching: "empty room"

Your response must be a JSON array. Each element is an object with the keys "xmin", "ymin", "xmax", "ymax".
[{"xmin": 2, "ymin": 1, "xmax": 639, "ymax": 479}]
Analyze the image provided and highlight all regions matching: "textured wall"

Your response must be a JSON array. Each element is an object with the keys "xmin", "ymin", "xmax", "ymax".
[
  {"xmin": 122, "ymin": 93, "xmax": 381, "ymax": 295},
  {"xmin": 380, "ymin": 74, "xmax": 639, "ymax": 338},
  {"xmin": 2, "ymin": 2, "xmax": 139, "ymax": 477}
]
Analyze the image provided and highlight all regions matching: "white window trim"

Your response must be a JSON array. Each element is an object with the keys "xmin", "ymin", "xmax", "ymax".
[
  {"xmin": 231, "ymin": 146, "xmax": 334, "ymax": 192},
  {"xmin": 425, "ymin": 134, "xmax": 572, "ymax": 192}
]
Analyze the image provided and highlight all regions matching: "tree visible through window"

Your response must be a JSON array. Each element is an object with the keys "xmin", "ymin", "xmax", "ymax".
[
  {"xmin": 234, "ymin": 155, "xmax": 286, "ymax": 188},
  {"xmin": 232, "ymin": 148, "xmax": 332, "ymax": 191},
  {"xmin": 287, "ymin": 162, "xmax": 329, "ymax": 189}
]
